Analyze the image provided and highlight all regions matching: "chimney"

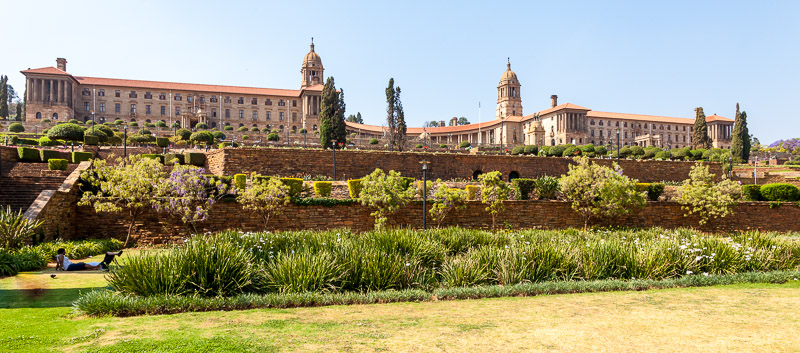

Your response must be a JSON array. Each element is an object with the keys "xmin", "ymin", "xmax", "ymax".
[
  {"xmin": 550, "ymin": 95, "xmax": 558, "ymax": 108},
  {"xmin": 439, "ymin": 120, "xmax": 445, "ymax": 127},
  {"xmin": 56, "ymin": 58, "xmax": 67, "ymax": 72},
  {"xmin": 450, "ymin": 116, "xmax": 458, "ymax": 126}
]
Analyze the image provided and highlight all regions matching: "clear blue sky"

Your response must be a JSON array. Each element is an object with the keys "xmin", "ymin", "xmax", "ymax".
[{"xmin": 2, "ymin": 0, "xmax": 798, "ymax": 143}]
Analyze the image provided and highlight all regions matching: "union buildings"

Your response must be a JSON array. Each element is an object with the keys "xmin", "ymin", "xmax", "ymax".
[{"xmin": 21, "ymin": 42, "xmax": 734, "ymax": 149}]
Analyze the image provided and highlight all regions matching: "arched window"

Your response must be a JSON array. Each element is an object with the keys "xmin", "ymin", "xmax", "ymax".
[
  {"xmin": 252, "ymin": 123, "xmax": 258, "ymax": 127},
  {"xmin": 292, "ymin": 126, "xmax": 297, "ymax": 133},
  {"xmin": 53, "ymin": 113, "xmax": 59, "ymax": 119},
  {"xmin": 211, "ymin": 122, "xmax": 217, "ymax": 128},
  {"xmin": 36, "ymin": 112, "xmax": 42, "ymax": 119},
  {"xmin": 313, "ymin": 124, "xmax": 318, "ymax": 131},
  {"xmin": 551, "ymin": 139, "xmax": 556, "ymax": 146},
  {"xmin": 508, "ymin": 171, "xmax": 520, "ymax": 181},
  {"xmin": 472, "ymin": 170, "xmax": 483, "ymax": 180},
  {"xmin": 590, "ymin": 119, "xmax": 595, "ymax": 125}
]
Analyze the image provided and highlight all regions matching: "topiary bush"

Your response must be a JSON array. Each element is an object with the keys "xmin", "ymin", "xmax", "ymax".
[
  {"xmin": 47, "ymin": 123, "xmax": 85, "ymax": 142},
  {"xmin": 242, "ymin": 135, "xmax": 250, "ymax": 140},
  {"xmin": 155, "ymin": 137, "xmax": 169, "ymax": 148},
  {"xmin": 237, "ymin": 126, "xmax": 248, "ymax": 132},
  {"xmin": 37, "ymin": 136, "xmax": 59, "ymax": 147},
  {"xmin": 313, "ymin": 181, "xmax": 333, "ymax": 197},
  {"xmin": 279, "ymin": 178, "xmax": 304, "ymax": 197},
  {"xmin": 224, "ymin": 125, "xmax": 234, "ymax": 131},
  {"xmin": 211, "ymin": 131, "xmax": 225, "ymax": 140},
  {"xmin": 523, "ymin": 145, "xmax": 538, "ymax": 156},
  {"xmin": 47, "ymin": 159, "xmax": 68, "ymax": 171},
  {"xmin": 39, "ymin": 149, "xmax": 60, "ymax": 162},
  {"xmin": 83, "ymin": 135, "xmax": 100, "ymax": 145},
  {"xmin": 189, "ymin": 131, "xmax": 213, "ymax": 145},
  {"xmin": 512, "ymin": 178, "xmax": 536, "ymax": 200},
  {"xmin": 562, "ymin": 146, "xmax": 581, "ymax": 157},
  {"xmin": 141, "ymin": 154, "xmax": 165, "ymax": 164},
  {"xmin": 415, "ymin": 143, "xmax": 423, "ymax": 149},
  {"xmin": 175, "ymin": 128, "xmax": 192, "ymax": 140},
  {"xmin": 741, "ymin": 184, "xmax": 761, "ymax": 201},
  {"xmin": 234, "ymin": 174, "xmax": 247, "ymax": 190},
  {"xmin": 369, "ymin": 138, "xmax": 379, "ymax": 145},
  {"xmin": 594, "ymin": 145, "xmax": 607, "ymax": 156},
  {"xmin": 184, "ymin": 152, "xmax": 206, "ymax": 166},
  {"xmin": 459, "ymin": 141, "xmax": 471, "ymax": 148},
  {"xmin": 511, "ymin": 146, "xmax": 525, "ymax": 155},
  {"xmin": 17, "ymin": 138, "xmax": 38, "ymax": 145},
  {"xmin": 17, "ymin": 147, "xmax": 40, "ymax": 162},
  {"xmin": 72, "ymin": 151, "xmax": 93, "ymax": 163},
  {"xmin": 8, "ymin": 123, "xmax": 24, "ymax": 133},
  {"xmin": 195, "ymin": 123, "xmax": 208, "ymax": 130},
  {"xmin": 465, "ymin": 185, "xmax": 479, "ymax": 200},
  {"xmin": 759, "ymin": 183, "xmax": 800, "ymax": 202},
  {"xmin": 347, "ymin": 179, "xmax": 362, "ymax": 199},
  {"xmin": 164, "ymin": 153, "xmax": 184, "ymax": 165},
  {"xmin": 548, "ymin": 145, "xmax": 567, "ymax": 157}
]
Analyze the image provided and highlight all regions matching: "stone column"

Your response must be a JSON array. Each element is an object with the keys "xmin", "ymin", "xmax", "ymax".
[{"xmin": 37, "ymin": 79, "xmax": 43, "ymax": 103}]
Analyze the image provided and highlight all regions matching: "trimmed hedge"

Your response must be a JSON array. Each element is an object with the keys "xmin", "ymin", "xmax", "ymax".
[
  {"xmin": 466, "ymin": 185, "xmax": 479, "ymax": 200},
  {"xmin": 219, "ymin": 141, "xmax": 239, "ymax": 148},
  {"xmin": 647, "ymin": 183, "xmax": 665, "ymax": 201},
  {"xmin": 347, "ymin": 179, "xmax": 362, "ymax": 199},
  {"xmin": 83, "ymin": 135, "xmax": 100, "ymax": 145},
  {"xmin": 37, "ymin": 136, "xmax": 59, "ymax": 146},
  {"xmin": 184, "ymin": 152, "xmax": 206, "ymax": 166},
  {"xmin": 523, "ymin": 145, "xmax": 538, "ymax": 155},
  {"xmin": 512, "ymin": 178, "xmax": 536, "ymax": 200},
  {"xmin": 39, "ymin": 149, "xmax": 60, "ymax": 162},
  {"xmin": 459, "ymin": 141, "xmax": 471, "ymax": 148},
  {"xmin": 291, "ymin": 197, "xmax": 356, "ymax": 207},
  {"xmin": 47, "ymin": 158, "xmax": 68, "ymax": 171},
  {"xmin": 164, "ymin": 153, "xmax": 184, "ymax": 165},
  {"xmin": 155, "ymin": 137, "xmax": 170, "ymax": 148},
  {"xmin": 17, "ymin": 138, "xmax": 39, "ymax": 146},
  {"xmin": 234, "ymin": 174, "xmax": 247, "ymax": 190},
  {"xmin": 72, "ymin": 151, "xmax": 93, "ymax": 163},
  {"xmin": 17, "ymin": 147, "xmax": 40, "ymax": 162},
  {"xmin": 741, "ymin": 184, "xmax": 761, "ymax": 201},
  {"xmin": 279, "ymin": 178, "xmax": 304, "ymax": 197},
  {"xmin": 142, "ymin": 154, "xmax": 165, "ymax": 164},
  {"xmin": 759, "ymin": 183, "xmax": 800, "ymax": 202},
  {"xmin": 369, "ymin": 138, "xmax": 379, "ymax": 145},
  {"xmin": 313, "ymin": 181, "xmax": 332, "ymax": 197}
]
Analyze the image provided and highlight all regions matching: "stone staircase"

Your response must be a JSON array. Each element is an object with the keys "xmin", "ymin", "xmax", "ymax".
[{"xmin": 0, "ymin": 176, "xmax": 65, "ymax": 212}]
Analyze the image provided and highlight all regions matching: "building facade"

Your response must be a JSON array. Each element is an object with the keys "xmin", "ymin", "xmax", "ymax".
[{"xmin": 21, "ymin": 43, "xmax": 325, "ymax": 133}]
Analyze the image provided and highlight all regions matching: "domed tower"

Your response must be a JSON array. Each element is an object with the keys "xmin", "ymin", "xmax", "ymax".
[
  {"xmin": 301, "ymin": 40, "xmax": 324, "ymax": 88},
  {"xmin": 496, "ymin": 58, "xmax": 523, "ymax": 119}
]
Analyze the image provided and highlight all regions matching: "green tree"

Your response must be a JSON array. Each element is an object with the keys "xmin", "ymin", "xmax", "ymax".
[
  {"xmin": 385, "ymin": 78, "xmax": 406, "ymax": 151},
  {"xmin": 676, "ymin": 162, "xmax": 741, "ymax": 227},
  {"xmin": 359, "ymin": 168, "xmax": 415, "ymax": 228},
  {"xmin": 692, "ymin": 107, "xmax": 711, "ymax": 149},
  {"xmin": 154, "ymin": 165, "xmax": 228, "ymax": 233},
  {"xmin": 0, "ymin": 76, "xmax": 8, "ymax": 119},
  {"xmin": 428, "ymin": 179, "xmax": 468, "ymax": 228},
  {"xmin": 47, "ymin": 123, "xmax": 85, "ymax": 142},
  {"xmin": 478, "ymin": 171, "xmax": 510, "ymax": 230},
  {"xmin": 238, "ymin": 177, "xmax": 291, "ymax": 229},
  {"xmin": 457, "ymin": 117, "xmax": 470, "ymax": 125},
  {"xmin": 559, "ymin": 157, "xmax": 646, "ymax": 229},
  {"xmin": 20, "ymin": 91, "xmax": 26, "ymax": 121},
  {"xmin": 730, "ymin": 103, "xmax": 751, "ymax": 164},
  {"xmin": 79, "ymin": 155, "xmax": 165, "ymax": 247},
  {"xmin": 345, "ymin": 112, "xmax": 364, "ymax": 124},
  {"xmin": 319, "ymin": 77, "xmax": 346, "ymax": 149}
]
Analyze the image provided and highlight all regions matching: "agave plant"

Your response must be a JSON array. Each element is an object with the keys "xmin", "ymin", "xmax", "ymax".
[{"xmin": 0, "ymin": 206, "xmax": 42, "ymax": 250}]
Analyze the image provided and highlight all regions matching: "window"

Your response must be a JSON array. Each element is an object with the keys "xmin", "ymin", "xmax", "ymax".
[
  {"xmin": 210, "ymin": 96, "xmax": 218, "ymax": 103},
  {"xmin": 279, "ymin": 112, "xmax": 284, "ymax": 121},
  {"xmin": 225, "ymin": 109, "xmax": 230, "ymax": 118},
  {"xmin": 313, "ymin": 124, "xmax": 317, "ymax": 131},
  {"xmin": 667, "ymin": 125, "xmax": 671, "ymax": 131},
  {"xmin": 292, "ymin": 112, "xmax": 297, "ymax": 121},
  {"xmin": 115, "ymin": 90, "xmax": 121, "ymax": 97},
  {"xmin": 115, "ymin": 103, "xmax": 121, "ymax": 113},
  {"xmin": 238, "ymin": 97, "xmax": 244, "ymax": 104},
  {"xmin": 224, "ymin": 96, "xmax": 231, "ymax": 103},
  {"xmin": 624, "ymin": 122, "xmax": 627, "ymax": 127},
  {"xmin": 591, "ymin": 130, "xmax": 595, "ymax": 137},
  {"xmin": 146, "ymin": 105, "xmax": 151, "ymax": 115},
  {"xmin": 98, "ymin": 89, "xmax": 105, "ymax": 96},
  {"xmin": 252, "ymin": 111, "xmax": 258, "ymax": 120},
  {"xmin": 292, "ymin": 100, "xmax": 297, "ymax": 107},
  {"xmin": 82, "ymin": 88, "xmax": 90, "ymax": 96},
  {"xmin": 683, "ymin": 126, "xmax": 686, "ymax": 131},
  {"xmin": 36, "ymin": 112, "xmax": 42, "ymax": 119},
  {"xmin": 590, "ymin": 119, "xmax": 595, "ymax": 125},
  {"xmin": 266, "ymin": 99, "xmax": 272, "ymax": 106},
  {"xmin": 239, "ymin": 110, "xmax": 244, "ymax": 119},
  {"xmin": 129, "ymin": 91, "xmax": 137, "ymax": 98},
  {"xmin": 174, "ymin": 94, "xmax": 182, "ymax": 101},
  {"xmin": 159, "ymin": 93, "xmax": 166, "ymax": 100},
  {"xmin": 130, "ymin": 104, "xmax": 136, "ymax": 114},
  {"xmin": 660, "ymin": 125, "xmax": 664, "ymax": 130},
  {"xmin": 615, "ymin": 121, "xmax": 619, "ymax": 127},
  {"xmin": 84, "ymin": 102, "xmax": 90, "ymax": 111},
  {"xmin": 266, "ymin": 111, "xmax": 271, "ymax": 120},
  {"xmin": 599, "ymin": 120, "xmax": 604, "ymax": 126},
  {"xmin": 176, "ymin": 107, "xmax": 181, "ymax": 115},
  {"xmin": 187, "ymin": 96, "xmax": 193, "ymax": 103},
  {"xmin": 278, "ymin": 99, "xmax": 285, "ymax": 106},
  {"xmin": 99, "ymin": 103, "xmax": 106, "ymax": 112},
  {"xmin": 211, "ymin": 108, "xmax": 217, "ymax": 118},
  {"xmin": 145, "ymin": 92, "xmax": 152, "ymax": 99},
  {"xmin": 200, "ymin": 97, "xmax": 205, "ymax": 103},
  {"xmin": 251, "ymin": 98, "xmax": 257, "ymax": 105},
  {"xmin": 161, "ymin": 106, "xmax": 166, "ymax": 116}
]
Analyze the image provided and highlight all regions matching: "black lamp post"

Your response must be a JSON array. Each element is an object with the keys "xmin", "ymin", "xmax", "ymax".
[
  {"xmin": 420, "ymin": 160, "xmax": 430, "ymax": 230},
  {"xmin": 123, "ymin": 125, "xmax": 128, "ymax": 158},
  {"xmin": 666, "ymin": 142, "xmax": 671, "ymax": 160},
  {"xmin": 331, "ymin": 139, "xmax": 337, "ymax": 181}
]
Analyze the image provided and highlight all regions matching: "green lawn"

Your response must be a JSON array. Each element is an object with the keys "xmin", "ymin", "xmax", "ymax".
[{"xmin": 1, "ymin": 250, "xmax": 800, "ymax": 352}]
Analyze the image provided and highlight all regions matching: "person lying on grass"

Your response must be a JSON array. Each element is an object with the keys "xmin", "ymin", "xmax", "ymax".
[{"xmin": 56, "ymin": 248, "xmax": 102, "ymax": 271}]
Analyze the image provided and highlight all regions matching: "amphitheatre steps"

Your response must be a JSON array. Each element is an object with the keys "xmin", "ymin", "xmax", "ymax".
[{"xmin": 0, "ymin": 176, "xmax": 64, "ymax": 212}]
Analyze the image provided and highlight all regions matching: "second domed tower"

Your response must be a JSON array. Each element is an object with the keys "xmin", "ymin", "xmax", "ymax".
[
  {"xmin": 301, "ymin": 41, "xmax": 324, "ymax": 88},
  {"xmin": 496, "ymin": 59, "xmax": 523, "ymax": 119}
]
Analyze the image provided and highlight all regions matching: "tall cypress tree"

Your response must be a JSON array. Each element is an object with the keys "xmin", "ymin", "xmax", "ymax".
[
  {"xmin": 692, "ymin": 107, "xmax": 711, "ymax": 149},
  {"xmin": 319, "ymin": 77, "xmax": 346, "ymax": 149},
  {"xmin": 740, "ymin": 111, "xmax": 750, "ymax": 161},
  {"xmin": 385, "ymin": 78, "xmax": 397, "ymax": 151},
  {"xmin": 333, "ymin": 88, "xmax": 347, "ymax": 144},
  {"xmin": 730, "ymin": 103, "xmax": 744, "ymax": 163},
  {"xmin": 21, "ymin": 90, "xmax": 26, "ymax": 121},
  {"xmin": 0, "ymin": 76, "xmax": 8, "ymax": 119},
  {"xmin": 395, "ymin": 86, "xmax": 406, "ymax": 150}
]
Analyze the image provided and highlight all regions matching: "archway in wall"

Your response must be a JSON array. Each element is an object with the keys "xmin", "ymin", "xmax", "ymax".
[
  {"xmin": 472, "ymin": 170, "xmax": 482, "ymax": 180},
  {"xmin": 509, "ymin": 171, "xmax": 520, "ymax": 181},
  {"xmin": 551, "ymin": 139, "xmax": 555, "ymax": 146},
  {"xmin": 36, "ymin": 112, "xmax": 42, "ymax": 119},
  {"xmin": 53, "ymin": 113, "xmax": 59, "ymax": 119},
  {"xmin": 211, "ymin": 122, "xmax": 217, "ymax": 128}
]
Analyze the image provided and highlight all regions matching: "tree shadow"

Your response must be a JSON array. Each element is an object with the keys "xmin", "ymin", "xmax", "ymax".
[{"xmin": 0, "ymin": 287, "xmax": 107, "ymax": 308}]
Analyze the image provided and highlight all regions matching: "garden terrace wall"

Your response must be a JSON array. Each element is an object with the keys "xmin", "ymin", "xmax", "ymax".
[
  {"xmin": 73, "ymin": 201, "xmax": 800, "ymax": 244},
  {"xmin": 207, "ymin": 148, "xmax": 723, "ymax": 182},
  {"xmin": 23, "ymin": 161, "xmax": 91, "ymax": 241}
]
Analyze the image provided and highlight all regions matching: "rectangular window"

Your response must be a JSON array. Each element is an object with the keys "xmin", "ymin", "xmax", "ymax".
[
  {"xmin": 211, "ymin": 108, "xmax": 217, "ymax": 118},
  {"xmin": 279, "ymin": 112, "xmax": 284, "ymax": 121},
  {"xmin": 159, "ymin": 93, "xmax": 166, "ymax": 100},
  {"xmin": 278, "ymin": 99, "xmax": 285, "ymax": 106},
  {"xmin": 225, "ymin": 109, "xmax": 230, "ymax": 118},
  {"xmin": 146, "ymin": 105, "xmax": 151, "ymax": 115},
  {"xmin": 176, "ymin": 107, "xmax": 181, "ymax": 116},
  {"xmin": 210, "ymin": 96, "xmax": 218, "ymax": 103},
  {"xmin": 266, "ymin": 111, "xmax": 271, "ymax": 120},
  {"xmin": 238, "ymin": 97, "xmax": 244, "ymax": 104},
  {"xmin": 115, "ymin": 90, "xmax": 121, "ymax": 97},
  {"xmin": 200, "ymin": 97, "xmax": 205, "ymax": 104},
  {"xmin": 252, "ymin": 111, "xmax": 258, "ymax": 120},
  {"xmin": 129, "ymin": 91, "xmax": 137, "ymax": 98},
  {"xmin": 251, "ymin": 98, "xmax": 257, "ymax": 105},
  {"xmin": 145, "ymin": 92, "xmax": 152, "ymax": 99},
  {"xmin": 239, "ymin": 110, "xmax": 244, "ymax": 119},
  {"xmin": 292, "ymin": 112, "xmax": 297, "ymax": 121},
  {"xmin": 161, "ymin": 106, "xmax": 166, "ymax": 115},
  {"xmin": 84, "ymin": 102, "xmax": 90, "ymax": 111},
  {"xmin": 266, "ymin": 99, "xmax": 272, "ymax": 106},
  {"xmin": 224, "ymin": 96, "xmax": 231, "ymax": 103},
  {"xmin": 130, "ymin": 104, "xmax": 136, "ymax": 114},
  {"xmin": 98, "ymin": 89, "xmax": 105, "ymax": 97},
  {"xmin": 82, "ymin": 88, "xmax": 90, "ymax": 96},
  {"xmin": 292, "ymin": 100, "xmax": 297, "ymax": 107},
  {"xmin": 187, "ymin": 96, "xmax": 193, "ymax": 103},
  {"xmin": 174, "ymin": 94, "xmax": 182, "ymax": 101},
  {"xmin": 115, "ymin": 103, "xmax": 121, "ymax": 113},
  {"xmin": 99, "ymin": 102, "xmax": 106, "ymax": 112}
]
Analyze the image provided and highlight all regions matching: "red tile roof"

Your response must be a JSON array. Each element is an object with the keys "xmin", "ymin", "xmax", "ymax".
[
  {"xmin": 74, "ymin": 76, "xmax": 301, "ymax": 97},
  {"xmin": 706, "ymin": 114, "xmax": 734, "ymax": 122},
  {"xmin": 535, "ymin": 103, "xmax": 591, "ymax": 116},
  {"xmin": 20, "ymin": 67, "xmax": 71, "ymax": 75},
  {"xmin": 588, "ymin": 111, "xmax": 692, "ymax": 124}
]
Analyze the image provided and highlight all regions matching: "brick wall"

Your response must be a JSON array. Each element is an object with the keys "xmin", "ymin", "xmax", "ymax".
[
  {"xmin": 23, "ymin": 161, "xmax": 90, "ymax": 241},
  {"xmin": 207, "ymin": 148, "xmax": 723, "ymax": 182},
  {"xmin": 72, "ymin": 200, "xmax": 800, "ymax": 245}
]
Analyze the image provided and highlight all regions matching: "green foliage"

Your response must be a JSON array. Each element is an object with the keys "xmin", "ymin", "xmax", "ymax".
[
  {"xmin": 241, "ymin": 135, "xmax": 250, "ymax": 140},
  {"xmin": 465, "ymin": 185, "xmax": 479, "ymax": 200},
  {"xmin": 8, "ymin": 122, "xmax": 24, "ymax": 133},
  {"xmin": 237, "ymin": 177, "xmax": 291, "ymax": 228},
  {"xmin": 741, "ymin": 184, "xmax": 761, "ymax": 201},
  {"xmin": 175, "ymin": 128, "xmax": 191, "ymax": 140},
  {"xmin": 141, "ymin": 154, "xmax": 164, "ymax": 164},
  {"xmin": 559, "ymin": 157, "xmax": 645, "ymax": 229},
  {"xmin": 184, "ymin": 152, "xmax": 206, "ymax": 166},
  {"xmin": 237, "ymin": 126, "xmax": 248, "ymax": 132},
  {"xmin": 279, "ymin": 178, "xmax": 304, "ymax": 197},
  {"xmin": 0, "ymin": 206, "xmax": 43, "ymax": 250},
  {"xmin": 630, "ymin": 146, "xmax": 645, "ymax": 157},
  {"xmin": 47, "ymin": 158, "xmax": 68, "ymax": 171},
  {"xmin": 676, "ymin": 163, "xmax": 741, "ymax": 226},
  {"xmin": 266, "ymin": 133, "xmax": 279, "ymax": 141},
  {"xmin": 523, "ymin": 145, "xmax": 538, "ymax": 155},
  {"xmin": 155, "ymin": 137, "xmax": 169, "ymax": 148},
  {"xmin": 72, "ymin": 151, "xmax": 93, "ymax": 163},
  {"xmin": 511, "ymin": 146, "xmax": 525, "ymax": 155},
  {"xmin": 580, "ymin": 144, "xmax": 595, "ymax": 154},
  {"xmin": 189, "ymin": 131, "xmax": 214, "ymax": 145},
  {"xmin": 548, "ymin": 145, "xmax": 567, "ymax": 157},
  {"xmin": 692, "ymin": 107, "xmax": 712, "ymax": 149},
  {"xmin": 562, "ymin": 145, "xmax": 581, "ymax": 157},
  {"xmin": 512, "ymin": 178, "xmax": 536, "ymax": 200},
  {"xmin": 478, "ymin": 171, "xmax": 510, "ymax": 230},
  {"xmin": 36, "ymin": 136, "xmax": 58, "ymax": 146},
  {"xmin": 415, "ymin": 143, "xmax": 423, "ymax": 149},
  {"xmin": 759, "ymin": 183, "xmax": 800, "ymax": 202},
  {"xmin": 17, "ymin": 137, "xmax": 38, "ymax": 145},
  {"xmin": 290, "ymin": 197, "xmax": 357, "ymax": 207},
  {"xmin": 369, "ymin": 138, "xmax": 379, "ymax": 145},
  {"xmin": 39, "ymin": 149, "xmax": 60, "ymax": 162},
  {"xmin": 83, "ymin": 134, "xmax": 99, "ymax": 145},
  {"xmin": 224, "ymin": 125, "xmax": 233, "ymax": 130},
  {"xmin": 319, "ymin": 76, "xmax": 347, "ymax": 149},
  {"xmin": 347, "ymin": 179, "xmax": 362, "ymax": 199},
  {"xmin": 195, "ymin": 123, "xmax": 208, "ymax": 130},
  {"xmin": 164, "ymin": 153, "xmax": 184, "ymax": 165},
  {"xmin": 429, "ymin": 180, "xmax": 468, "ymax": 228},
  {"xmin": 47, "ymin": 123, "xmax": 84, "ymax": 141},
  {"xmin": 359, "ymin": 169, "xmax": 415, "ymax": 228},
  {"xmin": 439, "ymin": 143, "xmax": 448, "ymax": 148},
  {"xmin": 17, "ymin": 147, "xmax": 40, "ymax": 162},
  {"xmin": 534, "ymin": 176, "xmax": 559, "ymax": 200},
  {"xmin": 594, "ymin": 145, "xmax": 607, "ymax": 156},
  {"xmin": 234, "ymin": 174, "xmax": 247, "ymax": 190},
  {"xmin": 459, "ymin": 141, "xmax": 471, "ymax": 148},
  {"xmin": 313, "ymin": 181, "xmax": 333, "ymax": 197},
  {"xmin": 647, "ymin": 183, "xmax": 665, "ymax": 201}
]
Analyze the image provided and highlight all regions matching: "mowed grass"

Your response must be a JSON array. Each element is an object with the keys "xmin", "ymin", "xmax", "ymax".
[{"xmin": 1, "ymin": 251, "xmax": 800, "ymax": 352}]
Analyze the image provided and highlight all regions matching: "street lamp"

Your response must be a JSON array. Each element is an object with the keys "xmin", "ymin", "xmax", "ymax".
[
  {"xmin": 331, "ymin": 139, "xmax": 337, "ymax": 181},
  {"xmin": 420, "ymin": 160, "xmax": 430, "ymax": 230},
  {"xmin": 666, "ymin": 142, "xmax": 671, "ymax": 160}
]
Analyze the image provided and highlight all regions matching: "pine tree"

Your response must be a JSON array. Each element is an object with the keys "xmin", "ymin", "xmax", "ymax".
[
  {"xmin": 730, "ymin": 103, "xmax": 744, "ymax": 163},
  {"xmin": 740, "ymin": 111, "xmax": 750, "ymax": 161},
  {"xmin": 385, "ymin": 78, "xmax": 398, "ymax": 151},
  {"xmin": 333, "ymin": 88, "xmax": 347, "ymax": 144},
  {"xmin": 356, "ymin": 112, "xmax": 362, "ymax": 124},
  {"xmin": 319, "ymin": 77, "xmax": 346, "ymax": 149},
  {"xmin": 692, "ymin": 107, "xmax": 711, "ymax": 149},
  {"xmin": 0, "ymin": 76, "xmax": 8, "ymax": 119},
  {"xmin": 395, "ymin": 85, "xmax": 406, "ymax": 150}
]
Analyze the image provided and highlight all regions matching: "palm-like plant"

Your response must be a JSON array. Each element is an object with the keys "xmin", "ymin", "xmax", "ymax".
[{"xmin": 0, "ymin": 206, "xmax": 43, "ymax": 249}]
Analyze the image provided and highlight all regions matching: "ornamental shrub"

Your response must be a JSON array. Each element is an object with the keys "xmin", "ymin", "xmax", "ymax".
[
  {"xmin": 313, "ymin": 181, "xmax": 332, "ymax": 197},
  {"xmin": 690, "ymin": 149, "xmax": 706, "ymax": 160},
  {"xmin": 219, "ymin": 142, "xmax": 239, "ymax": 148},
  {"xmin": 359, "ymin": 169, "xmax": 416, "ymax": 228},
  {"xmin": 72, "ymin": 151, "xmax": 93, "ymax": 163},
  {"xmin": 17, "ymin": 147, "xmax": 40, "ymax": 162},
  {"xmin": 175, "ymin": 128, "xmax": 191, "ymax": 140},
  {"xmin": 164, "ymin": 153, "xmax": 184, "ymax": 165},
  {"xmin": 114, "ymin": 119, "xmax": 124, "ymax": 125},
  {"xmin": 459, "ymin": 141, "xmax": 471, "ymax": 148},
  {"xmin": 759, "ymin": 183, "xmax": 800, "ymax": 202},
  {"xmin": 267, "ymin": 133, "xmax": 279, "ymax": 141},
  {"xmin": 580, "ymin": 144, "xmax": 595, "ymax": 154},
  {"xmin": 512, "ymin": 178, "xmax": 536, "ymax": 200},
  {"xmin": 676, "ymin": 162, "xmax": 741, "ymax": 226},
  {"xmin": 279, "ymin": 178, "xmax": 304, "ymax": 197},
  {"xmin": 548, "ymin": 145, "xmax": 567, "ymax": 157},
  {"xmin": 184, "ymin": 152, "xmax": 206, "ymax": 166},
  {"xmin": 47, "ymin": 123, "xmax": 84, "ymax": 142},
  {"xmin": 478, "ymin": 171, "xmax": 511, "ymax": 230},
  {"xmin": 429, "ymin": 180, "xmax": 468, "ymax": 228},
  {"xmin": 741, "ymin": 184, "xmax": 761, "ymax": 201},
  {"xmin": 224, "ymin": 125, "xmax": 234, "ymax": 131},
  {"xmin": 142, "ymin": 154, "xmax": 165, "ymax": 164},
  {"xmin": 654, "ymin": 151, "xmax": 667, "ymax": 160},
  {"xmin": 369, "ymin": 138, "xmax": 379, "ymax": 145},
  {"xmin": 465, "ymin": 185, "xmax": 479, "ymax": 200},
  {"xmin": 195, "ymin": 123, "xmax": 208, "ymax": 130},
  {"xmin": 211, "ymin": 131, "xmax": 225, "ymax": 140},
  {"xmin": 250, "ymin": 127, "xmax": 259, "ymax": 132},
  {"xmin": 619, "ymin": 146, "xmax": 632, "ymax": 158},
  {"xmin": 635, "ymin": 183, "xmax": 651, "ymax": 194},
  {"xmin": 189, "ymin": 131, "xmax": 214, "ymax": 145},
  {"xmin": 37, "ymin": 136, "xmax": 58, "ymax": 146},
  {"xmin": 647, "ymin": 183, "xmax": 665, "ymax": 201},
  {"xmin": 238, "ymin": 177, "xmax": 291, "ymax": 228},
  {"xmin": 83, "ymin": 135, "xmax": 100, "ymax": 145},
  {"xmin": 415, "ymin": 143, "xmax": 423, "ymax": 149},
  {"xmin": 47, "ymin": 159, "xmax": 68, "ymax": 171},
  {"xmin": 347, "ymin": 179, "xmax": 362, "ymax": 199},
  {"xmin": 562, "ymin": 146, "xmax": 581, "ymax": 157},
  {"xmin": 534, "ymin": 176, "xmax": 559, "ymax": 200},
  {"xmin": 511, "ymin": 146, "xmax": 525, "ymax": 155},
  {"xmin": 234, "ymin": 174, "xmax": 247, "ymax": 190},
  {"xmin": 127, "ymin": 134, "xmax": 154, "ymax": 145},
  {"xmin": 594, "ymin": 145, "xmax": 607, "ymax": 156},
  {"xmin": 17, "ymin": 138, "xmax": 38, "ymax": 145},
  {"xmin": 155, "ymin": 137, "xmax": 170, "ymax": 148},
  {"xmin": 129, "ymin": 122, "xmax": 138, "ymax": 127},
  {"xmin": 8, "ymin": 123, "xmax": 24, "ymax": 132},
  {"xmin": 238, "ymin": 126, "xmax": 248, "ymax": 132},
  {"xmin": 630, "ymin": 146, "xmax": 645, "ymax": 157},
  {"xmin": 40, "ymin": 149, "xmax": 60, "ymax": 162},
  {"xmin": 643, "ymin": 147, "xmax": 659, "ymax": 159},
  {"xmin": 242, "ymin": 135, "xmax": 249, "ymax": 140},
  {"xmin": 68, "ymin": 119, "xmax": 80, "ymax": 124},
  {"xmin": 2, "ymin": 135, "xmax": 18, "ymax": 145},
  {"xmin": 439, "ymin": 143, "xmax": 447, "ymax": 148},
  {"xmin": 523, "ymin": 145, "xmax": 538, "ymax": 155}
]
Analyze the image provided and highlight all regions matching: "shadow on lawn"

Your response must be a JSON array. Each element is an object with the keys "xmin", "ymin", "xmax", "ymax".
[{"xmin": 0, "ymin": 287, "xmax": 106, "ymax": 308}]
